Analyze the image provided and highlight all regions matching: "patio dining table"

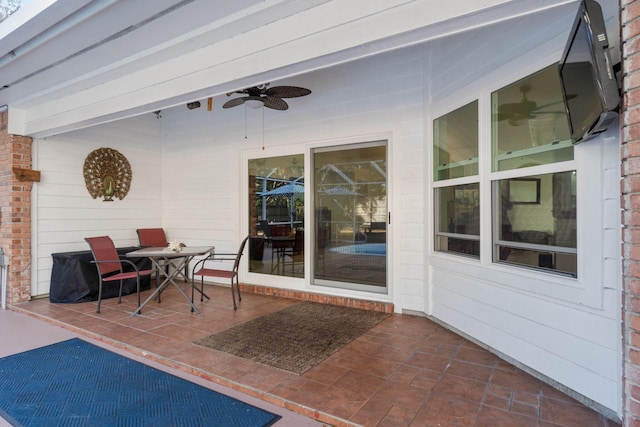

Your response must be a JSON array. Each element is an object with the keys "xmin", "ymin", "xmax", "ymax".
[{"xmin": 126, "ymin": 245, "xmax": 214, "ymax": 315}]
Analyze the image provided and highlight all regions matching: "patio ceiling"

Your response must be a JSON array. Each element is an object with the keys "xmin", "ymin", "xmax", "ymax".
[{"xmin": 0, "ymin": 0, "xmax": 596, "ymax": 138}]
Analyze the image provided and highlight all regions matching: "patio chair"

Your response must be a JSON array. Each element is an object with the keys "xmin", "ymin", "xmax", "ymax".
[
  {"xmin": 136, "ymin": 228, "xmax": 189, "ymax": 293},
  {"xmin": 191, "ymin": 235, "xmax": 250, "ymax": 310},
  {"xmin": 85, "ymin": 236, "xmax": 153, "ymax": 313}
]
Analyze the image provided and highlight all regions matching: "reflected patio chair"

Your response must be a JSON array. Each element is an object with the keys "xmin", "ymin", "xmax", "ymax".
[
  {"xmin": 85, "ymin": 236, "xmax": 153, "ymax": 313},
  {"xmin": 282, "ymin": 229, "xmax": 304, "ymax": 274},
  {"xmin": 260, "ymin": 220, "xmax": 272, "ymax": 246},
  {"xmin": 191, "ymin": 235, "xmax": 250, "ymax": 310}
]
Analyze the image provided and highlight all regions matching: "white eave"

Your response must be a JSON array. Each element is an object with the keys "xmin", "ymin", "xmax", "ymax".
[{"xmin": 0, "ymin": 0, "xmax": 592, "ymax": 137}]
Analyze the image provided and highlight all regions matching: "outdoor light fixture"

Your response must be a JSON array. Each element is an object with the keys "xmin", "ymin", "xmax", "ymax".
[
  {"xmin": 245, "ymin": 99, "xmax": 263, "ymax": 109},
  {"xmin": 186, "ymin": 101, "xmax": 201, "ymax": 110}
]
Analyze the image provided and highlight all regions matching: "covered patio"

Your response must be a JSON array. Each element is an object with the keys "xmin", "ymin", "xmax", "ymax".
[
  {"xmin": 0, "ymin": 0, "xmax": 632, "ymax": 425},
  {"xmin": 11, "ymin": 283, "xmax": 617, "ymax": 427}
]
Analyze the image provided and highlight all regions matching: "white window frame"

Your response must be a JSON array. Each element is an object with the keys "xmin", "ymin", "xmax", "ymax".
[{"xmin": 428, "ymin": 66, "xmax": 608, "ymax": 309}]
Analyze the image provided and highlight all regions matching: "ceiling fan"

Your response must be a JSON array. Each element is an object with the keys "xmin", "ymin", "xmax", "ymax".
[
  {"xmin": 223, "ymin": 83, "xmax": 311, "ymax": 110},
  {"xmin": 497, "ymin": 84, "xmax": 567, "ymax": 126}
]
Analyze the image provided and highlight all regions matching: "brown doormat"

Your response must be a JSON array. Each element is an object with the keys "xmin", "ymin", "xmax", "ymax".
[{"xmin": 194, "ymin": 302, "xmax": 389, "ymax": 374}]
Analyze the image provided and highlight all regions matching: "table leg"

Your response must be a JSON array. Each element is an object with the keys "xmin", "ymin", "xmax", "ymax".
[{"xmin": 132, "ymin": 255, "xmax": 199, "ymax": 315}]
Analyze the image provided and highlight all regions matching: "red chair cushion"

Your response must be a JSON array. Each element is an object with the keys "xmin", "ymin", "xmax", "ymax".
[
  {"xmin": 192, "ymin": 268, "xmax": 236, "ymax": 279},
  {"xmin": 137, "ymin": 228, "xmax": 168, "ymax": 247}
]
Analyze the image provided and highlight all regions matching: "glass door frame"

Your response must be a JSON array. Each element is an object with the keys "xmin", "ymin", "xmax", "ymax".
[
  {"xmin": 242, "ymin": 145, "xmax": 307, "ymax": 288},
  {"xmin": 241, "ymin": 134, "xmax": 393, "ymax": 298},
  {"xmin": 311, "ymin": 140, "xmax": 389, "ymax": 294}
]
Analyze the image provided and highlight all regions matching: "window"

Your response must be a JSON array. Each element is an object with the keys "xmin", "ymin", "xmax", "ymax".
[
  {"xmin": 435, "ymin": 184, "xmax": 480, "ymax": 257},
  {"xmin": 491, "ymin": 65, "xmax": 576, "ymax": 276},
  {"xmin": 433, "ymin": 65, "xmax": 577, "ymax": 276},
  {"xmin": 434, "ymin": 101, "xmax": 479, "ymax": 180},
  {"xmin": 492, "ymin": 66, "xmax": 573, "ymax": 172},
  {"xmin": 494, "ymin": 172, "xmax": 576, "ymax": 275},
  {"xmin": 433, "ymin": 101, "xmax": 480, "ymax": 257}
]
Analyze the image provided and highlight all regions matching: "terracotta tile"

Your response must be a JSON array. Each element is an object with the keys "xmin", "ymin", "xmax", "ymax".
[
  {"xmin": 455, "ymin": 347, "xmax": 499, "ymax": 367},
  {"xmin": 13, "ymin": 288, "xmax": 615, "ymax": 427},
  {"xmin": 377, "ymin": 405, "xmax": 416, "ymax": 427},
  {"xmin": 418, "ymin": 393, "xmax": 480, "ymax": 426},
  {"xmin": 511, "ymin": 401, "xmax": 539, "ymax": 418},
  {"xmin": 486, "ymin": 383, "xmax": 513, "ymax": 400},
  {"xmin": 305, "ymin": 385, "xmax": 364, "ymax": 419},
  {"xmin": 369, "ymin": 381, "xmax": 429, "ymax": 411},
  {"xmin": 303, "ymin": 362, "xmax": 350, "ymax": 385},
  {"xmin": 384, "ymin": 334, "xmax": 427, "ymax": 350},
  {"xmin": 345, "ymin": 337, "xmax": 381, "ymax": 355},
  {"xmin": 236, "ymin": 365, "xmax": 293, "ymax": 393},
  {"xmin": 352, "ymin": 356, "xmax": 401, "ymax": 379},
  {"xmin": 476, "ymin": 406, "xmax": 538, "ymax": 427},
  {"xmin": 331, "ymin": 370, "xmax": 387, "ymax": 400},
  {"xmin": 490, "ymin": 367, "xmax": 543, "ymax": 395},
  {"xmin": 434, "ymin": 343, "xmax": 461, "ymax": 359},
  {"xmin": 376, "ymin": 342, "xmax": 416, "ymax": 362},
  {"xmin": 431, "ymin": 374, "xmax": 487, "ymax": 402},
  {"xmin": 428, "ymin": 329, "xmax": 466, "ymax": 346},
  {"xmin": 483, "ymin": 394, "xmax": 511, "ymax": 410},
  {"xmin": 514, "ymin": 390, "xmax": 541, "ymax": 406},
  {"xmin": 324, "ymin": 348, "xmax": 371, "ymax": 371},
  {"xmin": 406, "ymin": 351, "xmax": 451, "ymax": 372},
  {"xmin": 410, "ymin": 371, "xmax": 438, "ymax": 391},
  {"xmin": 387, "ymin": 363, "xmax": 421, "ymax": 384},
  {"xmin": 148, "ymin": 323, "xmax": 204, "ymax": 341},
  {"xmin": 324, "ymin": 395, "xmax": 365, "ymax": 422},
  {"xmin": 361, "ymin": 332, "xmax": 393, "ymax": 346},
  {"xmin": 446, "ymin": 359, "xmax": 493, "ymax": 383},
  {"xmin": 540, "ymin": 396, "xmax": 607, "ymax": 427},
  {"xmin": 541, "ymin": 383, "xmax": 581, "ymax": 403},
  {"xmin": 283, "ymin": 379, "xmax": 330, "ymax": 408},
  {"xmin": 349, "ymin": 399, "xmax": 392, "ymax": 427}
]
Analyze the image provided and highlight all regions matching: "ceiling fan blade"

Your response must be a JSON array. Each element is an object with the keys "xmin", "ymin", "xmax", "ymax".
[
  {"xmin": 222, "ymin": 97, "xmax": 247, "ymax": 108},
  {"xmin": 532, "ymin": 99, "xmax": 568, "ymax": 112},
  {"xmin": 266, "ymin": 86, "xmax": 311, "ymax": 98},
  {"xmin": 262, "ymin": 96, "xmax": 289, "ymax": 110},
  {"xmin": 496, "ymin": 112, "xmax": 512, "ymax": 122}
]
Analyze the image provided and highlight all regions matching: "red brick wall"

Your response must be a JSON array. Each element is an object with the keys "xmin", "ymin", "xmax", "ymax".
[
  {"xmin": 0, "ymin": 109, "xmax": 33, "ymax": 306},
  {"xmin": 625, "ymin": 0, "xmax": 640, "ymax": 425}
]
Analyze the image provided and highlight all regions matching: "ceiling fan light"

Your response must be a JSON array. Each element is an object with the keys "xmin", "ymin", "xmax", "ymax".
[{"xmin": 245, "ymin": 99, "xmax": 263, "ymax": 109}]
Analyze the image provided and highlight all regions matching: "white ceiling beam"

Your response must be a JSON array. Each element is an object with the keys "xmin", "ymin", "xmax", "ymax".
[{"xmin": 7, "ymin": 0, "xmax": 583, "ymax": 137}]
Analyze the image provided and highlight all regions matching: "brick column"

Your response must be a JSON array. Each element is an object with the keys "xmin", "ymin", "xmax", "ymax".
[{"xmin": 0, "ymin": 109, "xmax": 33, "ymax": 306}]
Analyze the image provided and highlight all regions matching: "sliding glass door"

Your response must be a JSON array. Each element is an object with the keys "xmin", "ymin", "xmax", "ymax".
[
  {"xmin": 313, "ymin": 142, "xmax": 388, "ymax": 292},
  {"xmin": 248, "ymin": 154, "xmax": 304, "ymax": 278}
]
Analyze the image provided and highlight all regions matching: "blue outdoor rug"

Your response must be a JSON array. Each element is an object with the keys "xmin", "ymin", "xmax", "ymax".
[{"xmin": 0, "ymin": 338, "xmax": 281, "ymax": 427}]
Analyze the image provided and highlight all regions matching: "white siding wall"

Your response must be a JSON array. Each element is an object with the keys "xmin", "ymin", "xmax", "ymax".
[
  {"xmin": 160, "ymin": 47, "xmax": 426, "ymax": 307},
  {"xmin": 424, "ymin": 13, "xmax": 622, "ymax": 415},
  {"xmin": 33, "ymin": 115, "xmax": 163, "ymax": 296}
]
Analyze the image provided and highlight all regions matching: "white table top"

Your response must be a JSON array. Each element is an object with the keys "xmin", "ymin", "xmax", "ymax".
[{"xmin": 126, "ymin": 246, "xmax": 215, "ymax": 258}]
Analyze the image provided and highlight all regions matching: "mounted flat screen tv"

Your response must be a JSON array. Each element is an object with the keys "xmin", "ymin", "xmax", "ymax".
[{"xmin": 559, "ymin": 0, "xmax": 619, "ymax": 144}]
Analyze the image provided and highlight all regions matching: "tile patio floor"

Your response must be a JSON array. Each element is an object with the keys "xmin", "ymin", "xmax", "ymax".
[{"xmin": 12, "ymin": 282, "xmax": 621, "ymax": 427}]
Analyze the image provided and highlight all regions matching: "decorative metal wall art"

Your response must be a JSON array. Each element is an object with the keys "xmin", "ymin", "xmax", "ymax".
[{"xmin": 83, "ymin": 148, "xmax": 132, "ymax": 201}]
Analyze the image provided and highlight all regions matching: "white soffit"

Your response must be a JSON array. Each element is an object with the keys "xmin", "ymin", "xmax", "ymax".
[{"xmin": 0, "ymin": 0, "xmax": 581, "ymax": 137}]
